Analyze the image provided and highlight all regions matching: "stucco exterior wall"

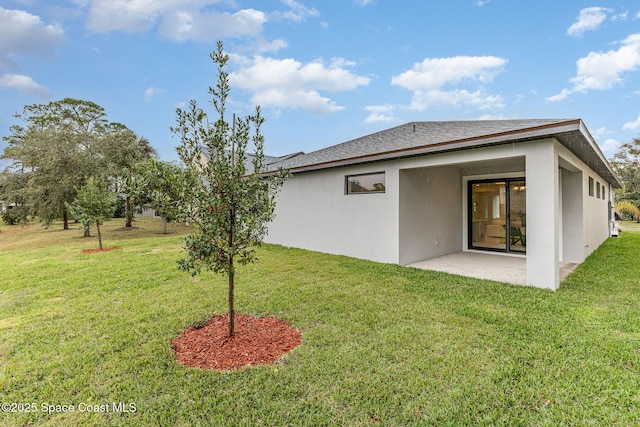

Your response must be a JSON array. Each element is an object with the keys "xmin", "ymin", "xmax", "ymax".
[
  {"xmin": 265, "ymin": 164, "xmax": 400, "ymax": 264},
  {"xmin": 560, "ymin": 167, "xmax": 584, "ymax": 263},
  {"xmin": 399, "ymin": 166, "xmax": 462, "ymax": 265},
  {"xmin": 525, "ymin": 140, "xmax": 560, "ymax": 288},
  {"xmin": 556, "ymin": 142, "xmax": 611, "ymax": 261}
]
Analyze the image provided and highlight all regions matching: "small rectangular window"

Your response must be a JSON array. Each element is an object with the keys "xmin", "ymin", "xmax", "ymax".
[
  {"xmin": 602, "ymin": 183, "xmax": 606, "ymax": 200},
  {"xmin": 345, "ymin": 172, "xmax": 385, "ymax": 194},
  {"xmin": 588, "ymin": 177, "xmax": 594, "ymax": 197},
  {"xmin": 596, "ymin": 181, "xmax": 600, "ymax": 198}
]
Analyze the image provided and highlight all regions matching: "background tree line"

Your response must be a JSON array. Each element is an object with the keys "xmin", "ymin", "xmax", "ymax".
[{"xmin": 0, "ymin": 98, "xmax": 181, "ymax": 232}]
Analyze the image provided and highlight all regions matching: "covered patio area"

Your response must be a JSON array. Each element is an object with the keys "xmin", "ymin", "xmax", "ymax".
[{"xmin": 408, "ymin": 252, "xmax": 578, "ymax": 286}]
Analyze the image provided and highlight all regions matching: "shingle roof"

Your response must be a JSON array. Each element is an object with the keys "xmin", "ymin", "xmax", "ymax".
[{"xmin": 265, "ymin": 119, "xmax": 621, "ymax": 187}]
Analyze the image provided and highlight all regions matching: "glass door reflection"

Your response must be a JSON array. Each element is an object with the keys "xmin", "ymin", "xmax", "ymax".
[
  {"xmin": 470, "ymin": 179, "xmax": 526, "ymax": 254},
  {"xmin": 471, "ymin": 182, "xmax": 507, "ymax": 251},
  {"xmin": 508, "ymin": 181, "xmax": 526, "ymax": 253}
]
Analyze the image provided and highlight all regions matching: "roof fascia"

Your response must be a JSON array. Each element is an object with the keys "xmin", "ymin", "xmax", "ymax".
[
  {"xmin": 286, "ymin": 120, "xmax": 583, "ymax": 174},
  {"xmin": 576, "ymin": 120, "xmax": 622, "ymax": 187}
]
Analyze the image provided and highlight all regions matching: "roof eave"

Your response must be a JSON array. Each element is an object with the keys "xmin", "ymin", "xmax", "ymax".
[
  {"xmin": 268, "ymin": 119, "xmax": 622, "ymax": 188},
  {"xmin": 283, "ymin": 120, "xmax": 581, "ymax": 172}
]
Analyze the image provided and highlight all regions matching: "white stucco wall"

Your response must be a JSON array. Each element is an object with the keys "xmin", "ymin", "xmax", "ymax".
[
  {"xmin": 265, "ymin": 165, "xmax": 400, "ymax": 264},
  {"xmin": 560, "ymin": 167, "xmax": 584, "ymax": 263},
  {"xmin": 556, "ymin": 142, "xmax": 611, "ymax": 261},
  {"xmin": 525, "ymin": 140, "xmax": 560, "ymax": 288},
  {"xmin": 399, "ymin": 166, "xmax": 462, "ymax": 265}
]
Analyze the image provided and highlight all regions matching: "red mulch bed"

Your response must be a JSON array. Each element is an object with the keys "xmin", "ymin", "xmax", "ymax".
[
  {"xmin": 81, "ymin": 247, "xmax": 120, "ymax": 254},
  {"xmin": 172, "ymin": 314, "xmax": 302, "ymax": 371}
]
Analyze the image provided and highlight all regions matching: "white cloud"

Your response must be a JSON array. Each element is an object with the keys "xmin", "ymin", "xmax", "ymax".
[
  {"xmin": 477, "ymin": 114, "xmax": 509, "ymax": 120},
  {"xmin": 391, "ymin": 55, "xmax": 507, "ymax": 111},
  {"xmin": 548, "ymin": 33, "xmax": 640, "ymax": 102},
  {"xmin": 623, "ymin": 113, "xmax": 640, "ymax": 130},
  {"xmin": 81, "ymin": 0, "xmax": 189, "ymax": 33},
  {"xmin": 229, "ymin": 55, "xmax": 370, "ymax": 115},
  {"xmin": 253, "ymin": 38, "xmax": 289, "ymax": 54},
  {"xmin": 612, "ymin": 12, "xmax": 628, "ymax": 22},
  {"xmin": 355, "ymin": 0, "xmax": 375, "ymax": 6},
  {"xmin": 364, "ymin": 105, "xmax": 398, "ymax": 123},
  {"xmin": 592, "ymin": 126, "xmax": 614, "ymax": 138},
  {"xmin": 567, "ymin": 7, "xmax": 611, "ymax": 37},
  {"xmin": 0, "ymin": 73, "xmax": 49, "ymax": 97},
  {"xmin": 599, "ymin": 138, "xmax": 621, "ymax": 156},
  {"xmin": 474, "ymin": 0, "xmax": 490, "ymax": 7},
  {"xmin": 392, "ymin": 56, "xmax": 507, "ymax": 90},
  {"xmin": 591, "ymin": 127, "xmax": 620, "ymax": 156},
  {"xmin": 546, "ymin": 88, "xmax": 572, "ymax": 103},
  {"xmin": 81, "ymin": 0, "xmax": 316, "ymax": 43},
  {"xmin": 409, "ymin": 88, "xmax": 504, "ymax": 110},
  {"xmin": 82, "ymin": 0, "xmax": 268, "ymax": 41},
  {"xmin": 159, "ymin": 8, "xmax": 266, "ymax": 41},
  {"xmin": 144, "ymin": 86, "xmax": 166, "ymax": 102},
  {"xmin": 0, "ymin": 7, "xmax": 65, "ymax": 68},
  {"xmin": 276, "ymin": 0, "xmax": 319, "ymax": 22}
]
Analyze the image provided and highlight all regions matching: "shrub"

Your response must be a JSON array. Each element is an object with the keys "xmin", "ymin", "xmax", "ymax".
[{"xmin": 616, "ymin": 200, "xmax": 640, "ymax": 221}]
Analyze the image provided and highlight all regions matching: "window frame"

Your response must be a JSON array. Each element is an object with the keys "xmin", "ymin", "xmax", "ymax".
[{"xmin": 345, "ymin": 171, "xmax": 386, "ymax": 195}]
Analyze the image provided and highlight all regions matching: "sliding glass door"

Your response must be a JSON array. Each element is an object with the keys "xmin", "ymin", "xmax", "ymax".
[
  {"xmin": 508, "ymin": 181, "xmax": 526, "ymax": 253},
  {"xmin": 469, "ymin": 178, "xmax": 526, "ymax": 253}
]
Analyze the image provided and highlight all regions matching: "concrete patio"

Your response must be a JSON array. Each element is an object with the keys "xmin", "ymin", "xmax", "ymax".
[{"xmin": 409, "ymin": 252, "xmax": 578, "ymax": 287}]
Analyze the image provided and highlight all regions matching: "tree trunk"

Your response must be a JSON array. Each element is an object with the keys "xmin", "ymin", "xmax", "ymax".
[
  {"xmin": 228, "ymin": 256, "xmax": 235, "ymax": 337},
  {"xmin": 96, "ymin": 222, "xmax": 103, "ymax": 250},
  {"xmin": 125, "ymin": 196, "xmax": 133, "ymax": 227},
  {"xmin": 163, "ymin": 217, "xmax": 168, "ymax": 234},
  {"xmin": 228, "ymin": 222, "xmax": 235, "ymax": 337},
  {"xmin": 84, "ymin": 225, "xmax": 91, "ymax": 237},
  {"xmin": 63, "ymin": 208, "xmax": 69, "ymax": 230}
]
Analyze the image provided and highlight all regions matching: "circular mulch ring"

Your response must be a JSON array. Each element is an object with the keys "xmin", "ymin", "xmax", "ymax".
[
  {"xmin": 172, "ymin": 313, "xmax": 301, "ymax": 371},
  {"xmin": 81, "ymin": 247, "xmax": 120, "ymax": 254}
]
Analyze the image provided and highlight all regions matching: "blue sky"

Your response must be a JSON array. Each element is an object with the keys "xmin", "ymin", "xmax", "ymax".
[{"xmin": 1, "ymin": 0, "xmax": 640, "ymax": 167}]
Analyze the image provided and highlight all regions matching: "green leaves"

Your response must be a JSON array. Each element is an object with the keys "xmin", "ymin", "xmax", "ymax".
[
  {"xmin": 67, "ymin": 177, "xmax": 116, "ymax": 227},
  {"xmin": 173, "ymin": 41, "xmax": 288, "ymax": 279},
  {"xmin": 137, "ymin": 159, "xmax": 188, "ymax": 233},
  {"xmin": 1, "ymin": 98, "xmax": 155, "ymax": 229},
  {"xmin": 611, "ymin": 137, "xmax": 640, "ymax": 205},
  {"xmin": 67, "ymin": 177, "xmax": 116, "ymax": 249},
  {"xmin": 172, "ymin": 41, "xmax": 289, "ymax": 335}
]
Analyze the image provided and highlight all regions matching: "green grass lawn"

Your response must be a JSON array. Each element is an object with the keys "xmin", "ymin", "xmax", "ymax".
[{"xmin": 1, "ymin": 218, "xmax": 640, "ymax": 426}]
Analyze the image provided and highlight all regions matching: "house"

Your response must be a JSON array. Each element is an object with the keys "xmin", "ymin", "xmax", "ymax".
[{"xmin": 263, "ymin": 119, "xmax": 621, "ymax": 290}]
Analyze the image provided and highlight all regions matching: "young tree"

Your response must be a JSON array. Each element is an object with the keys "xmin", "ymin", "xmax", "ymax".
[
  {"xmin": 67, "ymin": 177, "xmax": 116, "ymax": 250},
  {"xmin": 172, "ymin": 41, "xmax": 288, "ymax": 336},
  {"xmin": 138, "ymin": 159, "xmax": 186, "ymax": 234}
]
